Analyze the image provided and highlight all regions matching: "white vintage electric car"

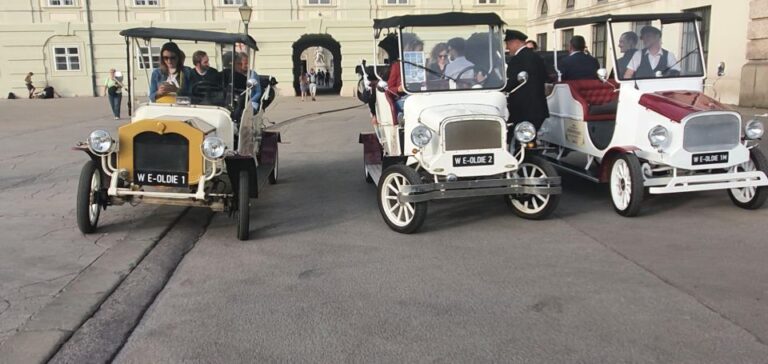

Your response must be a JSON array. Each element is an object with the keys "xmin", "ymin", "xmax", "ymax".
[
  {"xmin": 538, "ymin": 13, "xmax": 767, "ymax": 216},
  {"xmin": 358, "ymin": 13, "xmax": 562, "ymax": 233},
  {"xmin": 74, "ymin": 28, "xmax": 279, "ymax": 240}
]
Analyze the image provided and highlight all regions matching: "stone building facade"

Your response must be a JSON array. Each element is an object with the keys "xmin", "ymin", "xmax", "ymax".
[{"xmin": 0, "ymin": 0, "xmax": 526, "ymax": 99}]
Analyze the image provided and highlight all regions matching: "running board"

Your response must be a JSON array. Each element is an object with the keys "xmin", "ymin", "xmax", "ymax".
[{"xmin": 540, "ymin": 155, "xmax": 601, "ymax": 183}]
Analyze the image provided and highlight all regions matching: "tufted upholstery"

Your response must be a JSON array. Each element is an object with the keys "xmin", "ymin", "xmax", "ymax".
[{"xmin": 564, "ymin": 80, "xmax": 619, "ymax": 121}]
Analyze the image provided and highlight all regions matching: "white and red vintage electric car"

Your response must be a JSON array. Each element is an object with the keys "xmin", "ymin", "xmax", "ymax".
[
  {"xmin": 538, "ymin": 13, "xmax": 767, "ymax": 216},
  {"xmin": 358, "ymin": 12, "xmax": 562, "ymax": 233}
]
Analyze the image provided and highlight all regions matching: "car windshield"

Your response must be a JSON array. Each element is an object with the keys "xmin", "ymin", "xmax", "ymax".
[
  {"xmin": 611, "ymin": 19, "xmax": 704, "ymax": 81},
  {"xmin": 392, "ymin": 25, "xmax": 505, "ymax": 93}
]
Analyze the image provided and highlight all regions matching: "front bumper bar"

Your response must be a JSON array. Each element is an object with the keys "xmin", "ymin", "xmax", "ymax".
[
  {"xmin": 399, "ymin": 177, "xmax": 561, "ymax": 203},
  {"xmin": 648, "ymin": 170, "xmax": 768, "ymax": 194}
]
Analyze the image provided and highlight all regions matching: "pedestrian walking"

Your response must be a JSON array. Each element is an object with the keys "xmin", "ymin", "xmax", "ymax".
[
  {"xmin": 308, "ymin": 68, "xmax": 318, "ymax": 101},
  {"xmin": 103, "ymin": 69, "xmax": 124, "ymax": 119},
  {"xmin": 24, "ymin": 72, "xmax": 35, "ymax": 98},
  {"xmin": 299, "ymin": 72, "xmax": 309, "ymax": 101}
]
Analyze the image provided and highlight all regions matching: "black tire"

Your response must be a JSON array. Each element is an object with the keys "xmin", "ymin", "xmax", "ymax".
[
  {"xmin": 609, "ymin": 153, "xmax": 644, "ymax": 217},
  {"xmin": 505, "ymin": 156, "xmax": 561, "ymax": 220},
  {"xmin": 268, "ymin": 148, "xmax": 278, "ymax": 185},
  {"xmin": 76, "ymin": 160, "xmax": 102, "ymax": 234},
  {"xmin": 377, "ymin": 164, "xmax": 428, "ymax": 234},
  {"xmin": 237, "ymin": 171, "xmax": 251, "ymax": 240},
  {"xmin": 728, "ymin": 148, "xmax": 768, "ymax": 209}
]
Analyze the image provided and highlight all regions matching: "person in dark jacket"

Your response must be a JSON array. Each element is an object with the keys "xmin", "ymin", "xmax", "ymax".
[
  {"xmin": 502, "ymin": 30, "xmax": 550, "ymax": 135},
  {"xmin": 558, "ymin": 35, "xmax": 600, "ymax": 80}
]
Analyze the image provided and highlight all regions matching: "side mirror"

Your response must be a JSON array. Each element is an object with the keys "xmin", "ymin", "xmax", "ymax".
[
  {"xmin": 246, "ymin": 78, "xmax": 258, "ymax": 89},
  {"xmin": 654, "ymin": 70, "xmax": 664, "ymax": 78},
  {"xmin": 114, "ymin": 71, "xmax": 124, "ymax": 82},
  {"xmin": 376, "ymin": 81, "xmax": 388, "ymax": 92},
  {"xmin": 517, "ymin": 71, "xmax": 529, "ymax": 83},
  {"xmin": 596, "ymin": 68, "xmax": 608, "ymax": 83},
  {"xmin": 717, "ymin": 62, "xmax": 726, "ymax": 77}
]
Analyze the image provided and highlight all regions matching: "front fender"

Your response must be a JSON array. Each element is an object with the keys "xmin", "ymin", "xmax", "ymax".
[{"xmin": 599, "ymin": 146, "xmax": 640, "ymax": 182}]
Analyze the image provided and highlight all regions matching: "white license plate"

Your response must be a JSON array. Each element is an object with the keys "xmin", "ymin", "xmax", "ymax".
[
  {"xmin": 692, "ymin": 152, "xmax": 729, "ymax": 166},
  {"xmin": 453, "ymin": 153, "xmax": 494, "ymax": 167},
  {"xmin": 134, "ymin": 170, "xmax": 189, "ymax": 187}
]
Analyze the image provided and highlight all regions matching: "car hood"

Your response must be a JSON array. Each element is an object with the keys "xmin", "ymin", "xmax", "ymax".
[
  {"xmin": 416, "ymin": 103, "xmax": 506, "ymax": 130},
  {"xmin": 639, "ymin": 91, "xmax": 731, "ymax": 123}
]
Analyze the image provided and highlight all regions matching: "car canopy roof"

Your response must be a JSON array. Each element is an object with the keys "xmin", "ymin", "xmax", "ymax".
[
  {"xmin": 119, "ymin": 27, "xmax": 258, "ymax": 50},
  {"xmin": 373, "ymin": 12, "xmax": 505, "ymax": 29},
  {"xmin": 554, "ymin": 13, "xmax": 701, "ymax": 29}
]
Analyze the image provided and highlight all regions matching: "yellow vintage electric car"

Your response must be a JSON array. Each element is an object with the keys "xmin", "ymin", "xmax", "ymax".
[{"xmin": 74, "ymin": 28, "xmax": 279, "ymax": 240}]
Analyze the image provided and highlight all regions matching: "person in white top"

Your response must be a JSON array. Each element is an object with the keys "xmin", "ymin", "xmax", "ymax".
[
  {"xmin": 443, "ymin": 37, "xmax": 475, "ymax": 80},
  {"xmin": 623, "ymin": 26, "xmax": 680, "ymax": 79}
]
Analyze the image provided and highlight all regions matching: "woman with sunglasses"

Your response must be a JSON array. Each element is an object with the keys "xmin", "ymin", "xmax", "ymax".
[
  {"xmin": 427, "ymin": 42, "xmax": 449, "ymax": 81},
  {"xmin": 149, "ymin": 42, "xmax": 191, "ymax": 102}
]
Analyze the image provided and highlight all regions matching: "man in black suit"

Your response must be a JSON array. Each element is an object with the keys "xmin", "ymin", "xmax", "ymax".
[
  {"xmin": 502, "ymin": 30, "xmax": 549, "ymax": 135},
  {"xmin": 558, "ymin": 35, "xmax": 600, "ymax": 81}
]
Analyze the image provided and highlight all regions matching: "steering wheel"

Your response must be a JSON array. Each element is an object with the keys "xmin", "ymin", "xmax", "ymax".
[
  {"xmin": 454, "ymin": 66, "xmax": 480, "ymax": 88},
  {"xmin": 191, "ymin": 81, "xmax": 225, "ymax": 103}
]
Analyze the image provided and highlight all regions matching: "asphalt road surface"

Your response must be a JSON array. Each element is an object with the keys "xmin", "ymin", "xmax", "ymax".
[{"xmin": 102, "ymin": 107, "xmax": 768, "ymax": 362}]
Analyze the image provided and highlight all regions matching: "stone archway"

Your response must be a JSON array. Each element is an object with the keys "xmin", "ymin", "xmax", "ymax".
[{"xmin": 291, "ymin": 34, "xmax": 342, "ymax": 95}]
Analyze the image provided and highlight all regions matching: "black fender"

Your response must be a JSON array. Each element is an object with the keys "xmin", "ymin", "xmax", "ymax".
[{"xmin": 225, "ymin": 156, "xmax": 258, "ymax": 199}]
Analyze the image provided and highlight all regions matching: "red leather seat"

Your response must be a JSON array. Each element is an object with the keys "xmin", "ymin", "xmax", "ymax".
[{"xmin": 564, "ymin": 80, "xmax": 619, "ymax": 121}]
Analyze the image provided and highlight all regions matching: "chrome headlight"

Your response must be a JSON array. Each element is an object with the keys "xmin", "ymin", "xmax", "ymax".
[
  {"xmin": 411, "ymin": 125, "xmax": 433, "ymax": 147},
  {"xmin": 648, "ymin": 125, "xmax": 670, "ymax": 148},
  {"xmin": 745, "ymin": 119, "xmax": 764, "ymax": 140},
  {"xmin": 202, "ymin": 136, "xmax": 226, "ymax": 159},
  {"xmin": 88, "ymin": 130, "xmax": 114, "ymax": 154},
  {"xmin": 514, "ymin": 121, "xmax": 536, "ymax": 143}
]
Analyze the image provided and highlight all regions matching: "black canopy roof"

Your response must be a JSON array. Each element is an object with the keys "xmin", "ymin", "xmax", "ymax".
[
  {"xmin": 554, "ymin": 13, "xmax": 701, "ymax": 29},
  {"xmin": 374, "ymin": 12, "xmax": 505, "ymax": 29},
  {"xmin": 119, "ymin": 27, "xmax": 258, "ymax": 50}
]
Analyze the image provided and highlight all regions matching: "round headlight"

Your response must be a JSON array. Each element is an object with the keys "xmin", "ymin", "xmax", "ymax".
[
  {"xmin": 648, "ymin": 125, "xmax": 670, "ymax": 148},
  {"xmin": 88, "ymin": 130, "xmax": 113, "ymax": 154},
  {"xmin": 202, "ymin": 136, "xmax": 226, "ymax": 159},
  {"xmin": 514, "ymin": 121, "xmax": 536, "ymax": 143},
  {"xmin": 411, "ymin": 125, "xmax": 433, "ymax": 147},
  {"xmin": 745, "ymin": 120, "xmax": 764, "ymax": 140}
]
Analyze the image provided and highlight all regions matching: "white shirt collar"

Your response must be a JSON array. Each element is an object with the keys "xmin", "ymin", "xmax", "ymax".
[{"xmin": 514, "ymin": 46, "xmax": 524, "ymax": 56}]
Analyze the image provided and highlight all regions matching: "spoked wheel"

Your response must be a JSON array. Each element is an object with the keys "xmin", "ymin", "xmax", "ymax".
[
  {"xmin": 268, "ymin": 148, "xmax": 279, "ymax": 185},
  {"xmin": 728, "ymin": 148, "xmax": 768, "ymax": 209},
  {"xmin": 505, "ymin": 156, "xmax": 560, "ymax": 220},
  {"xmin": 377, "ymin": 165, "xmax": 427, "ymax": 234},
  {"xmin": 237, "ymin": 170, "xmax": 251, "ymax": 240},
  {"xmin": 610, "ymin": 153, "xmax": 644, "ymax": 217},
  {"xmin": 76, "ymin": 160, "xmax": 103, "ymax": 234}
]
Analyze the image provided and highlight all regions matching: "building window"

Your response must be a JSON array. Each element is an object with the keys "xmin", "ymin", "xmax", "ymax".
[
  {"xmin": 137, "ymin": 46, "xmax": 161, "ymax": 69},
  {"xmin": 53, "ymin": 46, "xmax": 80, "ymax": 71},
  {"xmin": 540, "ymin": 0, "xmax": 548, "ymax": 16},
  {"xmin": 683, "ymin": 6, "xmax": 711, "ymax": 72},
  {"xmin": 49, "ymin": 0, "xmax": 75, "ymax": 5},
  {"xmin": 386, "ymin": 0, "xmax": 410, "ymax": 4},
  {"xmin": 307, "ymin": 0, "xmax": 331, "ymax": 4},
  {"xmin": 222, "ymin": 0, "xmax": 243, "ymax": 4},
  {"xmin": 134, "ymin": 0, "xmax": 159, "ymax": 5},
  {"xmin": 565, "ymin": 0, "xmax": 575, "ymax": 10},
  {"xmin": 592, "ymin": 24, "xmax": 606, "ymax": 67},
  {"xmin": 476, "ymin": 0, "xmax": 499, "ymax": 4},
  {"xmin": 537, "ymin": 33, "xmax": 548, "ymax": 52},
  {"xmin": 561, "ymin": 28, "xmax": 573, "ymax": 50}
]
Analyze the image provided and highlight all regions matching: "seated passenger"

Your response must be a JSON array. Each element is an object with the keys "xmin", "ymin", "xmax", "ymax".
[
  {"xmin": 617, "ymin": 31, "xmax": 639, "ymax": 77},
  {"xmin": 366, "ymin": 34, "xmax": 404, "ymax": 124},
  {"xmin": 149, "ymin": 42, "xmax": 191, "ymax": 102},
  {"xmin": 444, "ymin": 37, "xmax": 475, "ymax": 80},
  {"xmin": 559, "ymin": 36, "xmax": 600, "ymax": 81},
  {"xmin": 190, "ymin": 50, "xmax": 220, "ymax": 86},
  {"xmin": 624, "ymin": 26, "xmax": 681, "ymax": 79},
  {"xmin": 223, "ymin": 52, "xmax": 262, "ymax": 116},
  {"xmin": 427, "ymin": 42, "xmax": 448, "ymax": 80}
]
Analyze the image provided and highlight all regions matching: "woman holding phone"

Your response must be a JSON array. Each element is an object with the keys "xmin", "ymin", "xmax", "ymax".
[{"xmin": 149, "ymin": 42, "xmax": 191, "ymax": 102}]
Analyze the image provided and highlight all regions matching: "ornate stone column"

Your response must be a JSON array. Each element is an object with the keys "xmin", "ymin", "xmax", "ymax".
[{"xmin": 741, "ymin": 0, "xmax": 768, "ymax": 107}]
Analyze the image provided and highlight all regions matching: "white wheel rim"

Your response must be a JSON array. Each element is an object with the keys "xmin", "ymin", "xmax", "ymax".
[
  {"xmin": 610, "ymin": 159, "xmax": 632, "ymax": 211},
  {"xmin": 510, "ymin": 163, "xmax": 551, "ymax": 214},
  {"xmin": 89, "ymin": 170, "xmax": 101, "ymax": 224},
  {"xmin": 381, "ymin": 172, "xmax": 415, "ymax": 227},
  {"xmin": 731, "ymin": 159, "xmax": 757, "ymax": 203}
]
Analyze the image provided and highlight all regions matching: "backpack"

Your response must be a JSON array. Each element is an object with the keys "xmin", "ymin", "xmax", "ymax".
[{"xmin": 7, "ymin": 92, "xmax": 17, "ymax": 99}]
